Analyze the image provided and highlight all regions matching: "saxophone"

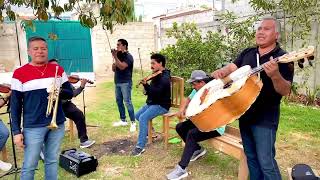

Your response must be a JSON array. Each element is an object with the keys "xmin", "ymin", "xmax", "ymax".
[{"xmin": 46, "ymin": 66, "xmax": 60, "ymax": 130}]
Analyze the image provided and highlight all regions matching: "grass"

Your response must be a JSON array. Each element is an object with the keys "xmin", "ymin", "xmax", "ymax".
[{"xmin": 1, "ymin": 74, "xmax": 320, "ymax": 179}]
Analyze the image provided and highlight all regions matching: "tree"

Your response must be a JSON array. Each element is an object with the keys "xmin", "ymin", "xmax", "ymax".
[
  {"xmin": 1, "ymin": 0, "xmax": 134, "ymax": 31},
  {"xmin": 247, "ymin": 0, "xmax": 320, "ymax": 103},
  {"xmin": 248, "ymin": 0, "xmax": 319, "ymax": 47},
  {"xmin": 160, "ymin": 12, "xmax": 257, "ymax": 93}
]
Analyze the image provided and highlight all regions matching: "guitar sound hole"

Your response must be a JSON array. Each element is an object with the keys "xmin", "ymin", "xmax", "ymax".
[{"xmin": 223, "ymin": 83, "xmax": 232, "ymax": 89}]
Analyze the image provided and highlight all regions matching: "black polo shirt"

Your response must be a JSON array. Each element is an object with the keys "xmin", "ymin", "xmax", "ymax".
[
  {"xmin": 114, "ymin": 51, "xmax": 134, "ymax": 84},
  {"xmin": 233, "ymin": 44, "xmax": 294, "ymax": 129}
]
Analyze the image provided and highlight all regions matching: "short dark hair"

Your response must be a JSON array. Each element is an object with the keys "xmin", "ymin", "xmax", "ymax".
[
  {"xmin": 48, "ymin": 58, "xmax": 58, "ymax": 63},
  {"xmin": 118, "ymin": 39, "xmax": 128, "ymax": 50},
  {"xmin": 28, "ymin": 36, "xmax": 46, "ymax": 47},
  {"xmin": 151, "ymin": 53, "xmax": 166, "ymax": 67}
]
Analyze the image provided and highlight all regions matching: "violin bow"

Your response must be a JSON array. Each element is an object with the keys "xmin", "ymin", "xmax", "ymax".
[
  {"xmin": 67, "ymin": 61, "xmax": 73, "ymax": 75},
  {"xmin": 104, "ymin": 28, "xmax": 115, "ymax": 63},
  {"xmin": 138, "ymin": 48, "xmax": 144, "ymax": 78}
]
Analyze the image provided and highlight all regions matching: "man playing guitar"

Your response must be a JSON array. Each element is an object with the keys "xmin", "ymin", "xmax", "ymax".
[{"xmin": 211, "ymin": 17, "xmax": 294, "ymax": 180}]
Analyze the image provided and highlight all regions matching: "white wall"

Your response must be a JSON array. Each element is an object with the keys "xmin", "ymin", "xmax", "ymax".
[
  {"xmin": 0, "ymin": 21, "xmax": 27, "ymax": 72},
  {"xmin": 0, "ymin": 21, "xmax": 157, "ymax": 77},
  {"xmin": 91, "ymin": 22, "xmax": 157, "ymax": 76}
]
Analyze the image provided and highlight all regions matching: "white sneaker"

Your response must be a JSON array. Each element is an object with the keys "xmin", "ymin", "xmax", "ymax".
[
  {"xmin": 0, "ymin": 160, "xmax": 12, "ymax": 172},
  {"xmin": 40, "ymin": 150, "xmax": 45, "ymax": 161},
  {"xmin": 130, "ymin": 122, "xmax": 136, "ymax": 132},
  {"xmin": 113, "ymin": 120, "xmax": 128, "ymax": 127}
]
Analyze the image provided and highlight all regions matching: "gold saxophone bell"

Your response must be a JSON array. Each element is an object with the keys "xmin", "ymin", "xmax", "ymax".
[{"xmin": 46, "ymin": 66, "xmax": 60, "ymax": 130}]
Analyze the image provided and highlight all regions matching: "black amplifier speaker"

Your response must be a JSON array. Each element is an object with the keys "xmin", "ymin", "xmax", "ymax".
[{"xmin": 59, "ymin": 148, "xmax": 98, "ymax": 177}]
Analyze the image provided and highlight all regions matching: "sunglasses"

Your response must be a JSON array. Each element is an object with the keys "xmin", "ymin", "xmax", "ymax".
[{"xmin": 191, "ymin": 80, "xmax": 202, "ymax": 85}]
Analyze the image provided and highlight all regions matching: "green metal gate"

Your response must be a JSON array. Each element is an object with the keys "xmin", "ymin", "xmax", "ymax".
[{"xmin": 26, "ymin": 21, "xmax": 93, "ymax": 73}]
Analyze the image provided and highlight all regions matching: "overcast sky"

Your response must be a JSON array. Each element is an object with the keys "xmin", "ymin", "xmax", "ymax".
[
  {"xmin": 12, "ymin": 0, "xmax": 220, "ymax": 19},
  {"xmin": 135, "ymin": 0, "xmax": 216, "ymax": 19}
]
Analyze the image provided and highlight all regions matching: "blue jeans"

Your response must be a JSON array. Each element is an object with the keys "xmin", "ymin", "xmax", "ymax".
[
  {"xmin": 115, "ymin": 82, "xmax": 135, "ymax": 122},
  {"xmin": 240, "ymin": 125, "xmax": 281, "ymax": 180},
  {"xmin": 135, "ymin": 104, "xmax": 168, "ymax": 149},
  {"xmin": 21, "ymin": 123, "xmax": 65, "ymax": 180},
  {"xmin": 0, "ymin": 119, "xmax": 9, "ymax": 150}
]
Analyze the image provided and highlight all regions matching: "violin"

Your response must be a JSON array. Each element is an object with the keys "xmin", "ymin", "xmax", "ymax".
[
  {"xmin": 136, "ymin": 70, "xmax": 162, "ymax": 88},
  {"xmin": 68, "ymin": 75, "xmax": 94, "ymax": 84},
  {"xmin": 0, "ymin": 84, "xmax": 11, "ymax": 93}
]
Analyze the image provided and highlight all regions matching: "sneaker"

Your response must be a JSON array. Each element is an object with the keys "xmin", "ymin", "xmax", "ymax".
[
  {"xmin": 166, "ymin": 165, "xmax": 188, "ymax": 180},
  {"xmin": 80, "ymin": 140, "xmax": 96, "ymax": 148},
  {"xmin": 0, "ymin": 160, "xmax": 12, "ymax": 172},
  {"xmin": 131, "ymin": 147, "xmax": 145, "ymax": 156},
  {"xmin": 190, "ymin": 147, "xmax": 207, "ymax": 162},
  {"xmin": 112, "ymin": 120, "xmax": 128, "ymax": 127},
  {"xmin": 130, "ymin": 122, "xmax": 136, "ymax": 132}
]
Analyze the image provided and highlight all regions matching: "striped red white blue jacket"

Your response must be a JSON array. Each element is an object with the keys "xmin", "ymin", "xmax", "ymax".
[{"xmin": 10, "ymin": 63, "xmax": 73, "ymax": 135}]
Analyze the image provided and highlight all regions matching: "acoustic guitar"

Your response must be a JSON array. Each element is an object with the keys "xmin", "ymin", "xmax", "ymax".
[{"xmin": 186, "ymin": 46, "xmax": 315, "ymax": 132}]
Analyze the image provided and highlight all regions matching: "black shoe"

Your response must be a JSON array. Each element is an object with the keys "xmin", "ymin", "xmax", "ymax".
[{"xmin": 131, "ymin": 147, "xmax": 145, "ymax": 156}]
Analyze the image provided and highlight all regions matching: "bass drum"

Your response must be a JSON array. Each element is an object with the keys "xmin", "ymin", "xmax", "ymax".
[{"xmin": 186, "ymin": 66, "xmax": 263, "ymax": 132}]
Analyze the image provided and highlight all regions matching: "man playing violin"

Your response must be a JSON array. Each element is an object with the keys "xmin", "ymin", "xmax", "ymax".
[
  {"xmin": 131, "ymin": 53, "xmax": 171, "ymax": 156},
  {"xmin": 10, "ymin": 36, "xmax": 73, "ymax": 180},
  {"xmin": 111, "ymin": 39, "xmax": 136, "ymax": 132},
  {"xmin": 166, "ymin": 70, "xmax": 225, "ymax": 180},
  {"xmin": 0, "ymin": 85, "xmax": 12, "ymax": 172},
  {"xmin": 211, "ymin": 17, "xmax": 294, "ymax": 180},
  {"xmin": 48, "ymin": 59, "xmax": 95, "ymax": 149}
]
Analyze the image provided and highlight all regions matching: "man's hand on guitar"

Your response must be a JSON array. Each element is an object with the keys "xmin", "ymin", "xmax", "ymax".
[
  {"xmin": 211, "ymin": 68, "xmax": 227, "ymax": 79},
  {"xmin": 264, "ymin": 57, "xmax": 280, "ymax": 79},
  {"xmin": 176, "ymin": 109, "xmax": 186, "ymax": 119}
]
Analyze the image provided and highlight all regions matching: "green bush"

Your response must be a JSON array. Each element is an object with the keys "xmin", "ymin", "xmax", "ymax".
[{"xmin": 160, "ymin": 12, "xmax": 258, "ymax": 94}]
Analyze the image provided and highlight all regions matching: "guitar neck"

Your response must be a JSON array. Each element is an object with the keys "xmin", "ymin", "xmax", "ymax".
[{"xmin": 250, "ymin": 57, "xmax": 280, "ymax": 76}]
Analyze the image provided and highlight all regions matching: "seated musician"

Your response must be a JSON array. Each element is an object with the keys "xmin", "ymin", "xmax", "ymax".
[
  {"xmin": 131, "ymin": 53, "xmax": 171, "ymax": 156},
  {"xmin": 49, "ymin": 59, "xmax": 95, "ymax": 148},
  {"xmin": 0, "ymin": 88, "xmax": 12, "ymax": 171},
  {"xmin": 166, "ymin": 70, "xmax": 226, "ymax": 180}
]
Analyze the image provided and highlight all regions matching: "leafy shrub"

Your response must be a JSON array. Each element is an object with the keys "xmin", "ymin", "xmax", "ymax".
[{"xmin": 160, "ymin": 12, "xmax": 257, "ymax": 93}]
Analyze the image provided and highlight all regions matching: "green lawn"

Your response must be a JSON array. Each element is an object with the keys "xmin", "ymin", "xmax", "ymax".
[{"xmin": 1, "ymin": 75, "xmax": 320, "ymax": 179}]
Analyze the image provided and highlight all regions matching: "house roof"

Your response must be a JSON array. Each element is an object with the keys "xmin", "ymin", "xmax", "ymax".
[{"xmin": 152, "ymin": 8, "xmax": 214, "ymax": 21}]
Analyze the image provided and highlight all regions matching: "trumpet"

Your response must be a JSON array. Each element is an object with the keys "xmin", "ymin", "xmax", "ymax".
[{"xmin": 46, "ymin": 66, "xmax": 60, "ymax": 130}]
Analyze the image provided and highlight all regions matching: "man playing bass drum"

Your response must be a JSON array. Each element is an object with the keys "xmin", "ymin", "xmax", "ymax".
[
  {"xmin": 211, "ymin": 17, "xmax": 294, "ymax": 180},
  {"xmin": 131, "ymin": 53, "xmax": 171, "ymax": 156}
]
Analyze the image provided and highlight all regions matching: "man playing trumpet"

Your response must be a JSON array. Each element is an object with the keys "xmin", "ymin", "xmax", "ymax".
[{"xmin": 10, "ymin": 36, "xmax": 73, "ymax": 180}]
